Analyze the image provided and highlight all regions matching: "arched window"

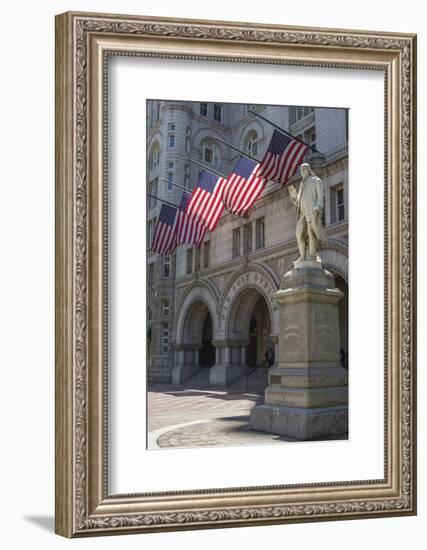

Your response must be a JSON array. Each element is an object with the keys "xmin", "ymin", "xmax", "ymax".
[
  {"xmin": 200, "ymin": 139, "xmax": 220, "ymax": 167},
  {"xmin": 148, "ymin": 142, "xmax": 160, "ymax": 170},
  {"xmin": 244, "ymin": 130, "xmax": 258, "ymax": 156}
]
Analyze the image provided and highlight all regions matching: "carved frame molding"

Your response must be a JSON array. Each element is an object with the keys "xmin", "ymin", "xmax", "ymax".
[{"xmin": 55, "ymin": 12, "xmax": 416, "ymax": 537}]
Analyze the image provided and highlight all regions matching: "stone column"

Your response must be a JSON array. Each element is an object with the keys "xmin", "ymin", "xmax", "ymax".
[
  {"xmin": 215, "ymin": 345, "xmax": 221, "ymax": 365},
  {"xmin": 224, "ymin": 346, "xmax": 231, "ymax": 366},
  {"xmin": 250, "ymin": 260, "xmax": 348, "ymax": 440},
  {"xmin": 209, "ymin": 341, "xmax": 247, "ymax": 386},
  {"xmin": 194, "ymin": 349, "xmax": 200, "ymax": 367},
  {"xmin": 241, "ymin": 346, "xmax": 247, "ymax": 367},
  {"xmin": 171, "ymin": 344, "xmax": 201, "ymax": 385}
]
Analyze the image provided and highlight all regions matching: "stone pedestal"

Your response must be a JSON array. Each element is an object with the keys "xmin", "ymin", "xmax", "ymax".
[{"xmin": 250, "ymin": 260, "xmax": 348, "ymax": 440}]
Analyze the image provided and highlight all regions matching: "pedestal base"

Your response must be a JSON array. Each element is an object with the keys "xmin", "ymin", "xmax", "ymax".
[
  {"xmin": 249, "ymin": 262, "xmax": 348, "ymax": 440},
  {"xmin": 250, "ymin": 403, "xmax": 348, "ymax": 441}
]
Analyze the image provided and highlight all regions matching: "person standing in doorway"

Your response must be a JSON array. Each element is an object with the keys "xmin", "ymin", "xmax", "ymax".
[{"xmin": 265, "ymin": 346, "xmax": 275, "ymax": 367}]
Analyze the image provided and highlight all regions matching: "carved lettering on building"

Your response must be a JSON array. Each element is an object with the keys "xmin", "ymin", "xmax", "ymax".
[{"xmin": 221, "ymin": 272, "xmax": 278, "ymax": 321}]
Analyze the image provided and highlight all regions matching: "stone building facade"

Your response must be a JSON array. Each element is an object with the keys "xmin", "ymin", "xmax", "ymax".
[{"xmin": 146, "ymin": 101, "xmax": 348, "ymax": 385}]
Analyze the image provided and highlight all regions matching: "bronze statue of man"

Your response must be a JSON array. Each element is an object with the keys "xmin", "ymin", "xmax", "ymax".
[{"xmin": 288, "ymin": 163, "xmax": 325, "ymax": 262}]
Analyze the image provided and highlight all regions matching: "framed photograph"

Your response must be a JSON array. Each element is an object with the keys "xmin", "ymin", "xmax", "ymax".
[{"xmin": 55, "ymin": 11, "xmax": 417, "ymax": 537}]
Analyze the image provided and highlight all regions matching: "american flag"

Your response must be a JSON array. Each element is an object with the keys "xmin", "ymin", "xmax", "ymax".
[
  {"xmin": 176, "ymin": 191, "xmax": 207, "ymax": 247},
  {"xmin": 186, "ymin": 171, "xmax": 227, "ymax": 231},
  {"xmin": 222, "ymin": 156, "xmax": 266, "ymax": 215},
  {"xmin": 256, "ymin": 130, "xmax": 309, "ymax": 185},
  {"xmin": 151, "ymin": 203, "xmax": 178, "ymax": 255}
]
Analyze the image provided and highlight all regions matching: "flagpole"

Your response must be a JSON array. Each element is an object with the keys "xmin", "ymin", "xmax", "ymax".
[
  {"xmin": 186, "ymin": 157, "xmax": 227, "ymax": 179},
  {"xmin": 210, "ymin": 136, "xmax": 259, "ymax": 163},
  {"xmin": 146, "ymin": 193, "xmax": 178, "ymax": 209},
  {"xmin": 159, "ymin": 178, "xmax": 189, "ymax": 192},
  {"xmin": 247, "ymin": 108, "xmax": 319, "ymax": 153}
]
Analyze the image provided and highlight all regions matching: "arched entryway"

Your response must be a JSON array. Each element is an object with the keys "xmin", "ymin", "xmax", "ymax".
[
  {"xmin": 246, "ymin": 295, "xmax": 271, "ymax": 368},
  {"xmin": 226, "ymin": 288, "xmax": 273, "ymax": 360},
  {"xmin": 208, "ymin": 287, "xmax": 274, "ymax": 388},
  {"xmin": 172, "ymin": 299, "xmax": 216, "ymax": 384},
  {"xmin": 199, "ymin": 311, "xmax": 215, "ymax": 367}
]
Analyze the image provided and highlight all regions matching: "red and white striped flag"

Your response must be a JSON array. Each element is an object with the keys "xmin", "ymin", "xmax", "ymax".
[
  {"xmin": 150, "ymin": 204, "xmax": 178, "ymax": 255},
  {"xmin": 176, "ymin": 191, "xmax": 207, "ymax": 247},
  {"xmin": 256, "ymin": 130, "xmax": 309, "ymax": 185},
  {"xmin": 186, "ymin": 171, "xmax": 227, "ymax": 231},
  {"xmin": 222, "ymin": 156, "xmax": 266, "ymax": 216}
]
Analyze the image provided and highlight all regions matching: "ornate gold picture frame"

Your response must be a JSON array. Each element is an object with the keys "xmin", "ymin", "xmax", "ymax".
[{"xmin": 55, "ymin": 11, "xmax": 416, "ymax": 537}]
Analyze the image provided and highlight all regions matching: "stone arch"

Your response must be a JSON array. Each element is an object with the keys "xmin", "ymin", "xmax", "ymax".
[
  {"xmin": 319, "ymin": 239, "xmax": 349, "ymax": 283},
  {"xmin": 218, "ymin": 263, "xmax": 280, "ymax": 339},
  {"xmin": 147, "ymin": 131, "xmax": 162, "ymax": 151},
  {"xmin": 318, "ymin": 241, "xmax": 349, "ymax": 361},
  {"xmin": 199, "ymin": 137, "xmax": 221, "ymax": 167},
  {"xmin": 191, "ymin": 128, "xmax": 227, "ymax": 165},
  {"xmin": 147, "ymin": 139, "xmax": 161, "ymax": 170},
  {"xmin": 281, "ymin": 239, "xmax": 348, "ymax": 283},
  {"xmin": 226, "ymin": 288, "xmax": 270, "ymax": 343},
  {"xmin": 181, "ymin": 301, "xmax": 212, "ymax": 347},
  {"xmin": 174, "ymin": 281, "xmax": 219, "ymax": 346},
  {"xmin": 237, "ymin": 119, "xmax": 265, "ymax": 152}
]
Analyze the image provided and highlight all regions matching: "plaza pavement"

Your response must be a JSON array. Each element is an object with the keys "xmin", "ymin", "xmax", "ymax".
[{"xmin": 147, "ymin": 383, "xmax": 297, "ymax": 449}]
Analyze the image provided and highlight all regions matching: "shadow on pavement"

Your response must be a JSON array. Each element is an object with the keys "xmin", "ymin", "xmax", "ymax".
[{"xmin": 148, "ymin": 384, "xmax": 263, "ymax": 403}]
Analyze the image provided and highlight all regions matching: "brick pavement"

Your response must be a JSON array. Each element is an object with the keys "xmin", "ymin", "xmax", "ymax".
[{"xmin": 147, "ymin": 384, "xmax": 295, "ymax": 449}]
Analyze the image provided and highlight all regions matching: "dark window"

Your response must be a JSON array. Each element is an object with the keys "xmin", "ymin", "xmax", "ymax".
[
  {"xmin": 161, "ymin": 300, "xmax": 170, "ymax": 317},
  {"xmin": 337, "ymin": 188, "xmax": 345, "ymax": 221},
  {"xmin": 148, "ymin": 178, "xmax": 158, "ymax": 209},
  {"xmin": 330, "ymin": 184, "xmax": 345, "ymax": 224},
  {"xmin": 166, "ymin": 171, "xmax": 174, "ymax": 191},
  {"xmin": 163, "ymin": 256, "xmax": 171, "ymax": 278},
  {"xmin": 232, "ymin": 228, "xmax": 241, "ymax": 258},
  {"xmin": 255, "ymin": 217, "xmax": 265, "ymax": 249},
  {"xmin": 200, "ymin": 102, "xmax": 208, "ymax": 116},
  {"xmin": 202, "ymin": 140, "xmax": 220, "ymax": 166},
  {"xmin": 213, "ymin": 104, "xmax": 222, "ymax": 122},
  {"xmin": 243, "ymin": 223, "xmax": 252, "ymax": 254},
  {"xmin": 161, "ymin": 322, "xmax": 169, "ymax": 353},
  {"xmin": 304, "ymin": 126, "xmax": 316, "ymax": 150},
  {"xmin": 290, "ymin": 106, "xmax": 314, "ymax": 125},
  {"xmin": 246, "ymin": 131, "xmax": 258, "ymax": 156}
]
